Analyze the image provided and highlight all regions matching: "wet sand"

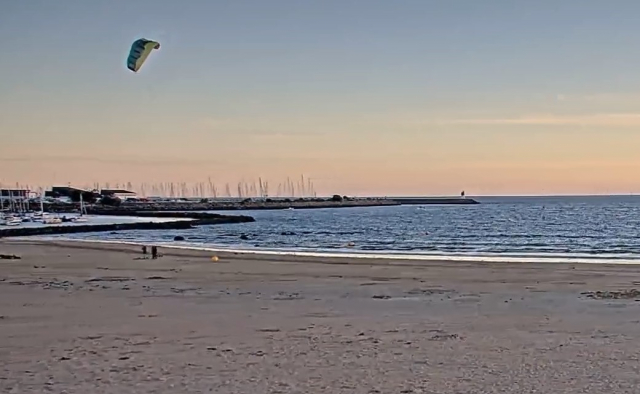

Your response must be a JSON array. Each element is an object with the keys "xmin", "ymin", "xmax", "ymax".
[{"xmin": 2, "ymin": 239, "xmax": 640, "ymax": 393}]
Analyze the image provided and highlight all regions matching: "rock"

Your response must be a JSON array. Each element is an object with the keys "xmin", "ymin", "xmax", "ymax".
[
  {"xmin": 85, "ymin": 276, "xmax": 134, "ymax": 283},
  {"xmin": 173, "ymin": 236, "xmax": 185, "ymax": 241},
  {"xmin": 239, "ymin": 234, "xmax": 249, "ymax": 240},
  {"xmin": 0, "ymin": 254, "xmax": 21, "ymax": 260},
  {"xmin": 250, "ymin": 350, "xmax": 266, "ymax": 357},
  {"xmin": 406, "ymin": 288, "xmax": 454, "ymax": 296},
  {"xmin": 272, "ymin": 292, "xmax": 303, "ymax": 300},
  {"xmin": 429, "ymin": 333, "xmax": 461, "ymax": 341},
  {"xmin": 257, "ymin": 328, "xmax": 281, "ymax": 333}
]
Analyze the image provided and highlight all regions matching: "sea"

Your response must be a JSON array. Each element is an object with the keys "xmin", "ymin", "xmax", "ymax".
[{"xmin": 42, "ymin": 195, "xmax": 640, "ymax": 264}]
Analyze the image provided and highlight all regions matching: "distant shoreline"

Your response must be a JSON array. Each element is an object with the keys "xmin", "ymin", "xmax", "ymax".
[
  {"xmin": 87, "ymin": 198, "xmax": 400, "ymax": 214},
  {"xmin": 85, "ymin": 197, "xmax": 477, "ymax": 214}
]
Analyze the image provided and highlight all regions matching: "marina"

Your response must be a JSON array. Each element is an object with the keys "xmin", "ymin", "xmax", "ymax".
[
  {"xmin": 1, "ymin": 187, "xmax": 89, "ymax": 227},
  {"xmin": 1, "ymin": 184, "xmax": 477, "ymax": 229}
]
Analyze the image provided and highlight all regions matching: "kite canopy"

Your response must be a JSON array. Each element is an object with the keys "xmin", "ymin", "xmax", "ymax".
[{"xmin": 127, "ymin": 38, "xmax": 160, "ymax": 72}]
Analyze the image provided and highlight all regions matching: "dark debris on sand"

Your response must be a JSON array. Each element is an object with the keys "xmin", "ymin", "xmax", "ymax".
[{"xmin": 582, "ymin": 289, "xmax": 640, "ymax": 300}]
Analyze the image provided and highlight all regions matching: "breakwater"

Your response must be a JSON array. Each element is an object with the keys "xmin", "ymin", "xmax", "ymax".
[
  {"xmin": 87, "ymin": 199, "xmax": 400, "ymax": 214},
  {"xmin": 390, "ymin": 197, "xmax": 479, "ymax": 205},
  {"xmin": 87, "ymin": 211, "xmax": 257, "ymax": 223},
  {"xmin": 0, "ymin": 213, "xmax": 255, "ymax": 238},
  {"xmin": 23, "ymin": 196, "xmax": 478, "ymax": 216}
]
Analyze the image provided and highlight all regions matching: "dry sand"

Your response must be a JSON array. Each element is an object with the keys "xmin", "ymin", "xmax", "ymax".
[{"xmin": 2, "ymin": 239, "xmax": 640, "ymax": 393}]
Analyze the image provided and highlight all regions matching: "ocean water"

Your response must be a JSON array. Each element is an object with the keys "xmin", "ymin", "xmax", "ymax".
[{"xmin": 45, "ymin": 195, "xmax": 640, "ymax": 264}]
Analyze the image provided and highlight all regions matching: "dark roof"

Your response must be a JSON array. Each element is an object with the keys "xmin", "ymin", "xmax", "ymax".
[
  {"xmin": 100, "ymin": 189, "xmax": 136, "ymax": 195},
  {"xmin": 51, "ymin": 186, "xmax": 92, "ymax": 193}
]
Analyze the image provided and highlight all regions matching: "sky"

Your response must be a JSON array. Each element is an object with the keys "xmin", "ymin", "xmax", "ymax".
[{"xmin": 2, "ymin": 0, "xmax": 640, "ymax": 196}]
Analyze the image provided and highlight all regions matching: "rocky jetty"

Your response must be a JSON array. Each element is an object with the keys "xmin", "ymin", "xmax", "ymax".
[
  {"xmin": 29, "ymin": 196, "xmax": 478, "ymax": 214},
  {"xmin": 391, "ymin": 197, "xmax": 479, "ymax": 205},
  {"xmin": 0, "ymin": 221, "xmax": 192, "ymax": 238},
  {"xmin": 0, "ymin": 213, "xmax": 255, "ymax": 238},
  {"xmin": 99, "ymin": 211, "xmax": 257, "ymax": 223},
  {"xmin": 86, "ymin": 198, "xmax": 400, "ymax": 214}
]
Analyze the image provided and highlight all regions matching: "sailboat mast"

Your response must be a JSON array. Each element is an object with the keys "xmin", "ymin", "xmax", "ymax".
[{"xmin": 80, "ymin": 193, "xmax": 86, "ymax": 216}]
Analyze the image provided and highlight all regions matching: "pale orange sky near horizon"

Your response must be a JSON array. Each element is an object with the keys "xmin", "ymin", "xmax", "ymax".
[
  {"xmin": 4, "ymin": 105, "xmax": 640, "ymax": 196},
  {"xmin": 3, "ymin": 2, "xmax": 640, "ymax": 196}
]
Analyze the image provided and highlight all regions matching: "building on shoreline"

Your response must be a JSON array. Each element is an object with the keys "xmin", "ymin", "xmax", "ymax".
[
  {"xmin": 100, "ymin": 189, "xmax": 138, "ymax": 201},
  {"xmin": 45, "ymin": 186, "xmax": 99, "ymax": 203}
]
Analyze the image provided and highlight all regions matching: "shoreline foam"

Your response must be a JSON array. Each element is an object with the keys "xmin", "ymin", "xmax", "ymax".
[{"xmin": 16, "ymin": 237, "xmax": 640, "ymax": 265}]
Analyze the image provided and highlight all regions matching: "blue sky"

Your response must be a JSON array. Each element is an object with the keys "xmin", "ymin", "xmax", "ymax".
[{"xmin": 2, "ymin": 1, "xmax": 640, "ymax": 195}]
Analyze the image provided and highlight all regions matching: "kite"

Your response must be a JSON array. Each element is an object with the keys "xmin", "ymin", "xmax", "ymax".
[{"xmin": 127, "ymin": 38, "xmax": 160, "ymax": 72}]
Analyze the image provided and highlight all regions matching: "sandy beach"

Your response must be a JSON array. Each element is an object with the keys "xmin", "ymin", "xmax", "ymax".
[{"xmin": 2, "ymin": 240, "xmax": 640, "ymax": 393}]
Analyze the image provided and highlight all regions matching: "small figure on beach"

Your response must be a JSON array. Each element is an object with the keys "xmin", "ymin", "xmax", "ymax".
[
  {"xmin": 141, "ymin": 245, "xmax": 147, "ymax": 257},
  {"xmin": 151, "ymin": 246, "xmax": 158, "ymax": 260}
]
